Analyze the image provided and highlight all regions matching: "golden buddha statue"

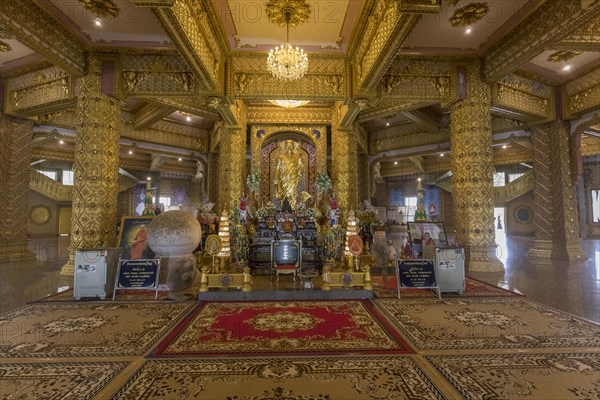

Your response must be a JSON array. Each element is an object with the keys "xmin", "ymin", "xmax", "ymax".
[{"xmin": 274, "ymin": 140, "xmax": 304, "ymax": 210}]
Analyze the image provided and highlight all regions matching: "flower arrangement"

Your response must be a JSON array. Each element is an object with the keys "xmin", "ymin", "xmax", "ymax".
[
  {"xmin": 246, "ymin": 169, "xmax": 261, "ymax": 196},
  {"xmin": 198, "ymin": 202, "xmax": 217, "ymax": 224},
  {"xmin": 357, "ymin": 200, "xmax": 378, "ymax": 225},
  {"xmin": 315, "ymin": 171, "xmax": 332, "ymax": 194},
  {"xmin": 255, "ymin": 201, "xmax": 275, "ymax": 219}
]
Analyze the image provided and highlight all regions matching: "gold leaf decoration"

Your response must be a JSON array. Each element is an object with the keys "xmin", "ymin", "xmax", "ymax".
[
  {"xmin": 450, "ymin": 2, "xmax": 489, "ymax": 27},
  {"xmin": 78, "ymin": 0, "xmax": 120, "ymax": 19},
  {"xmin": 547, "ymin": 50, "xmax": 583, "ymax": 63},
  {"xmin": 266, "ymin": 0, "xmax": 311, "ymax": 28},
  {"xmin": 0, "ymin": 40, "xmax": 11, "ymax": 52}
]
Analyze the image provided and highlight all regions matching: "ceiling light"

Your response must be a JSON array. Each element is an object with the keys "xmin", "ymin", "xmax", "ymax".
[
  {"xmin": 502, "ymin": 144, "xmax": 507, "ymax": 149},
  {"xmin": 386, "ymin": 122, "xmax": 390, "ymax": 126},
  {"xmin": 269, "ymin": 100, "xmax": 310, "ymax": 108},
  {"xmin": 178, "ymin": 157, "xmax": 182, "ymax": 161},
  {"xmin": 147, "ymin": 177, "xmax": 151, "ymax": 181},
  {"xmin": 562, "ymin": 65, "xmax": 571, "ymax": 71},
  {"xmin": 394, "ymin": 161, "xmax": 398, "ymax": 165},
  {"xmin": 58, "ymin": 139, "xmax": 64, "ymax": 145},
  {"xmin": 266, "ymin": 1, "xmax": 310, "ymax": 81},
  {"xmin": 440, "ymin": 153, "xmax": 444, "ymax": 157},
  {"xmin": 465, "ymin": 26, "xmax": 472, "ymax": 34},
  {"xmin": 128, "ymin": 150, "xmax": 133, "ymax": 155},
  {"xmin": 94, "ymin": 17, "xmax": 102, "ymax": 27}
]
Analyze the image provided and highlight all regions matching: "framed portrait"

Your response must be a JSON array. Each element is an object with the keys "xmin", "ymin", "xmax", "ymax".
[
  {"xmin": 117, "ymin": 216, "xmax": 155, "ymax": 260},
  {"xmin": 407, "ymin": 222, "xmax": 448, "ymax": 257}
]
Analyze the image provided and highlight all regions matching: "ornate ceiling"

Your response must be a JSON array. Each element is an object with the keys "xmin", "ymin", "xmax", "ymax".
[{"xmin": 0, "ymin": 0, "xmax": 599, "ymax": 180}]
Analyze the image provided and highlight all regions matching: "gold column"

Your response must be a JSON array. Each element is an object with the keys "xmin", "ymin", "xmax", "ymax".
[
  {"xmin": 331, "ymin": 103, "xmax": 359, "ymax": 220},
  {"xmin": 61, "ymin": 58, "xmax": 120, "ymax": 275},
  {"xmin": 0, "ymin": 115, "xmax": 36, "ymax": 263},
  {"xmin": 208, "ymin": 152, "xmax": 219, "ymax": 206},
  {"xmin": 217, "ymin": 102, "xmax": 247, "ymax": 213},
  {"xmin": 526, "ymin": 123, "xmax": 587, "ymax": 263},
  {"xmin": 450, "ymin": 63, "xmax": 503, "ymax": 272}
]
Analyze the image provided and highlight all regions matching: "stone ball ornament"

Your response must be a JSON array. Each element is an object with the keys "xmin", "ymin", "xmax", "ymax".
[{"xmin": 147, "ymin": 210, "xmax": 202, "ymax": 257}]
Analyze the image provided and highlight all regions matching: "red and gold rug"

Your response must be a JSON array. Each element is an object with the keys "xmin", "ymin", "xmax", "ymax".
[{"xmin": 152, "ymin": 300, "xmax": 412, "ymax": 357}]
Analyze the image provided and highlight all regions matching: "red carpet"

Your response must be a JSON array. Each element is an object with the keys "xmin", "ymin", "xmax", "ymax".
[{"xmin": 152, "ymin": 300, "xmax": 412, "ymax": 357}]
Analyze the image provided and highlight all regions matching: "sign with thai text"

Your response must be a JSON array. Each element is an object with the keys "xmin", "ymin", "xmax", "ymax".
[{"xmin": 398, "ymin": 259, "xmax": 436, "ymax": 288}]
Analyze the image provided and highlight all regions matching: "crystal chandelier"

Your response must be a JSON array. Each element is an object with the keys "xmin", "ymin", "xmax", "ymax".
[{"xmin": 266, "ymin": 1, "xmax": 310, "ymax": 81}]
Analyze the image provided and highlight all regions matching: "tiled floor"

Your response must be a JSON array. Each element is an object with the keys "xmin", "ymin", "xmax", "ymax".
[{"xmin": 1, "ymin": 233, "xmax": 599, "ymax": 323}]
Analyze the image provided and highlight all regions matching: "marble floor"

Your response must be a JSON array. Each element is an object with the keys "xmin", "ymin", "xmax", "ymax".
[{"xmin": 1, "ymin": 233, "xmax": 599, "ymax": 323}]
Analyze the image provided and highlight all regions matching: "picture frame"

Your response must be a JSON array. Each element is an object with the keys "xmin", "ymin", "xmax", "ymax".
[
  {"xmin": 117, "ymin": 216, "xmax": 155, "ymax": 260},
  {"xmin": 407, "ymin": 222, "xmax": 448, "ymax": 257}
]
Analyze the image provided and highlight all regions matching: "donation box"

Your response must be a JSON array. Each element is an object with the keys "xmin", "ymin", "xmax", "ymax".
[
  {"xmin": 434, "ymin": 247, "xmax": 465, "ymax": 294},
  {"xmin": 74, "ymin": 248, "xmax": 119, "ymax": 300}
]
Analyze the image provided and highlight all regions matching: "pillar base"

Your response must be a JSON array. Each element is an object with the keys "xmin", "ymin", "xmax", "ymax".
[
  {"xmin": 465, "ymin": 244, "xmax": 504, "ymax": 273},
  {"xmin": 525, "ymin": 239, "xmax": 589, "ymax": 264},
  {"xmin": 0, "ymin": 241, "xmax": 37, "ymax": 264},
  {"xmin": 60, "ymin": 252, "xmax": 75, "ymax": 276}
]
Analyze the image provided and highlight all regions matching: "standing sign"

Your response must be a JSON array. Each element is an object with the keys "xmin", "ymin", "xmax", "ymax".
[
  {"xmin": 112, "ymin": 259, "xmax": 161, "ymax": 300},
  {"xmin": 396, "ymin": 259, "xmax": 441, "ymax": 299}
]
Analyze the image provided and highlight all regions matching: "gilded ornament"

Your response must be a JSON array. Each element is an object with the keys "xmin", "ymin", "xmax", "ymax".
[
  {"xmin": 450, "ymin": 3, "xmax": 489, "ymax": 27},
  {"xmin": 547, "ymin": 50, "xmax": 582, "ymax": 63},
  {"xmin": 265, "ymin": 0, "xmax": 311, "ymax": 28},
  {"xmin": 78, "ymin": 0, "xmax": 120, "ymax": 18},
  {"xmin": 0, "ymin": 39, "xmax": 11, "ymax": 52}
]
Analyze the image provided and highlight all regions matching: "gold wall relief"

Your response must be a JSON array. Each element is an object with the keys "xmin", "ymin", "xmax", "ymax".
[
  {"xmin": 564, "ymin": 68, "xmax": 600, "ymax": 118},
  {"xmin": 246, "ymin": 106, "xmax": 332, "ymax": 125},
  {"xmin": 5, "ymin": 67, "xmax": 74, "ymax": 116},
  {"xmin": 492, "ymin": 74, "xmax": 554, "ymax": 120},
  {"xmin": 62, "ymin": 59, "xmax": 121, "ymax": 275},
  {"xmin": 0, "ymin": 115, "xmax": 36, "ymax": 263},
  {"xmin": 229, "ymin": 53, "xmax": 347, "ymax": 100},
  {"xmin": 380, "ymin": 60, "xmax": 457, "ymax": 106},
  {"xmin": 119, "ymin": 54, "xmax": 199, "ymax": 97},
  {"xmin": 450, "ymin": 63, "xmax": 503, "ymax": 272}
]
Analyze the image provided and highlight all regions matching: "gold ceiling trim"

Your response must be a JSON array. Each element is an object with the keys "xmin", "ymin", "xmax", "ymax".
[
  {"xmin": 0, "ymin": 39, "xmax": 11, "ymax": 52},
  {"xmin": 450, "ymin": 2, "xmax": 489, "ymax": 27}
]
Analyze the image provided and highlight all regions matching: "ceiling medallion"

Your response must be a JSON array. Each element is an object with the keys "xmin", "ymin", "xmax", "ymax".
[
  {"xmin": 449, "ymin": 2, "xmax": 489, "ymax": 27},
  {"xmin": 266, "ymin": 0, "xmax": 310, "ymax": 81},
  {"xmin": 269, "ymin": 100, "xmax": 310, "ymax": 108},
  {"xmin": 547, "ymin": 50, "xmax": 582, "ymax": 63},
  {"xmin": 78, "ymin": 0, "xmax": 120, "ymax": 19},
  {"xmin": 0, "ymin": 40, "xmax": 11, "ymax": 52}
]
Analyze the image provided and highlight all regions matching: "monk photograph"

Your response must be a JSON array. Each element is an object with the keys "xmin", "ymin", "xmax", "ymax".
[{"xmin": 118, "ymin": 217, "xmax": 156, "ymax": 260}]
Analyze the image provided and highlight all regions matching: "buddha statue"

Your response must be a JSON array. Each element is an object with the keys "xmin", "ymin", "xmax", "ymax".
[{"xmin": 274, "ymin": 140, "xmax": 304, "ymax": 210}]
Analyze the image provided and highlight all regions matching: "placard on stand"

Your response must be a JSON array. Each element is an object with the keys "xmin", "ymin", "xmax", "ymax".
[
  {"xmin": 112, "ymin": 259, "xmax": 161, "ymax": 300},
  {"xmin": 395, "ymin": 259, "xmax": 441, "ymax": 299}
]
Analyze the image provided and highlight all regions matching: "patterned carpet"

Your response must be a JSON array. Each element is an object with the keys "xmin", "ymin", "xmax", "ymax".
[
  {"xmin": 152, "ymin": 300, "xmax": 412, "ymax": 357},
  {"xmin": 1, "ymin": 290, "xmax": 599, "ymax": 399}
]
